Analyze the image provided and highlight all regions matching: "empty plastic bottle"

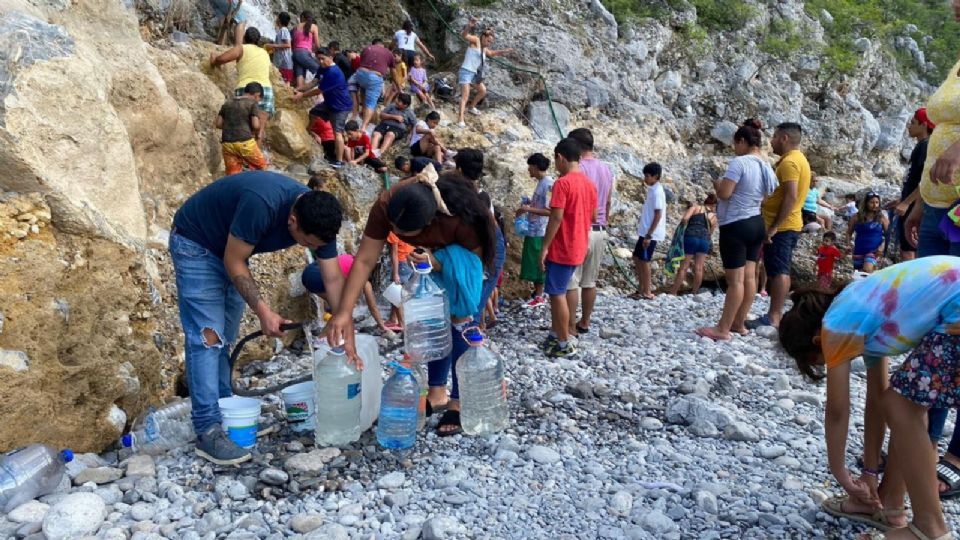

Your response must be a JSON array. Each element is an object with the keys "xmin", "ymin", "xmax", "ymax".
[
  {"xmin": 377, "ymin": 362, "xmax": 419, "ymax": 449},
  {"xmin": 0, "ymin": 444, "xmax": 73, "ymax": 513},
  {"xmin": 402, "ymin": 261, "xmax": 451, "ymax": 363},
  {"xmin": 456, "ymin": 329, "xmax": 509, "ymax": 436},
  {"xmin": 314, "ymin": 346, "xmax": 362, "ymax": 447},
  {"xmin": 401, "ymin": 356, "xmax": 428, "ymax": 431},
  {"xmin": 120, "ymin": 398, "xmax": 194, "ymax": 455}
]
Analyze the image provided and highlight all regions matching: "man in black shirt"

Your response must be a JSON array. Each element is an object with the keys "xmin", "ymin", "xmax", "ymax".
[{"xmin": 895, "ymin": 108, "xmax": 935, "ymax": 261}]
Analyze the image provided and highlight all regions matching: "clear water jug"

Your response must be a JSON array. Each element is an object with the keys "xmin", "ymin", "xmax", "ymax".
[
  {"xmin": 377, "ymin": 362, "xmax": 419, "ymax": 449},
  {"xmin": 456, "ymin": 328, "xmax": 509, "ymax": 435},
  {"xmin": 402, "ymin": 261, "xmax": 451, "ymax": 363},
  {"xmin": 121, "ymin": 398, "xmax": 194, "ymax": 455},
  {"xmin": 314, "ymin": 346, "xmax": 362, "ymax": 447},
  {"xmin": 0, "ymin": 444, "xmax": 73, "ymax": 513},
  {"xmin": 514, "ymin": 215, "xmax": 529, "ymax": 236}
]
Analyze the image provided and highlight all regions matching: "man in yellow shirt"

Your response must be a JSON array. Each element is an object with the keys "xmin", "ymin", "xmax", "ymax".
[{"xmin": 748, "ymin": 122, "xmax": 810, "ymax": 329}]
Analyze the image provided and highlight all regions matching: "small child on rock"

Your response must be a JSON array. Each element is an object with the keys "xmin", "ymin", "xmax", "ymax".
[
  {"xmin": 816, "ymin": 231, "xmax": 843, "ymax": 289},
  {"xmin": 216, "ymin": 82, "xmax": 268, "ymax": 175}
]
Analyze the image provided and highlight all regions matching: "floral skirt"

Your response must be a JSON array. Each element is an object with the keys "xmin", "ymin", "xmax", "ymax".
[{"xmin": 891, "ymin": 332, "xmax": 960, "ymax": 409}]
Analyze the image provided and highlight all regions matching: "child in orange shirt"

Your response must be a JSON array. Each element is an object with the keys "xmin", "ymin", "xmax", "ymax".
[{"xmin": 386, "ymin": 232, "xmax": 414, "ymax": 330}]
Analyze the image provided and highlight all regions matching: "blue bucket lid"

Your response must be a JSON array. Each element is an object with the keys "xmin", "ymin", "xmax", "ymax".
[{"xmin": 60, "ymin": 449, "xmax": 74, "ymax": 463}]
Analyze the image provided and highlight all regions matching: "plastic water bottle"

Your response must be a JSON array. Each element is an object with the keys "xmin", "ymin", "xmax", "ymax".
[
  {"xmin": 0, "ymin": 445, "xmax": 73, "ymax": 513},
  {"xmin": 514, "ymin": 214, "xmax": 529, "ymax": 237},
  {"xmin": 377, "ymin": 362, "xmax": 419, "ymax": 449},
  {"xmin": 120, "ymin": 399, "xmax": 194, "ymax": 455},
  {"xmin": 401, "ymin": 356, "xmax": 428, "ymax": 431},
  {"xmin": 402, "ymin": 261, "xmax": 452, "ymax": 363},
  {"xmin": 456, "ymin": 329, "xmax": 509, "ymax": 435},
  {"xmin": 314, "ymin": 346, "xmax": 362, "ymax": 447}
]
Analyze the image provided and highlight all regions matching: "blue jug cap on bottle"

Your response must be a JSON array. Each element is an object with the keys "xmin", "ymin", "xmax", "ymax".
[
  {"xmin": 465, "ymin": 328, "xmax": 484, "ymax": 343},
  {"xmin": 331, "ymin": 346, "xmax": 345, "ymax": 355},
  {"xmin": 60, "ymin": 449, "xmax": 74, "ymax": 463},
  {"xmin": 414, "ymin": 261, "xmax": 431, "ymax": 271},
  {"xmin": 121, "ymin": 434, "xmax": 133, "ymax": 448},
  {"xmin": 388, "ymin": 361, "xmax": 411, "ymax": 374}
]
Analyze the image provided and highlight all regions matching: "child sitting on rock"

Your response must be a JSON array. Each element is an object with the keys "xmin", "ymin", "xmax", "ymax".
[
  {"xmin": 383, "ymin": 49, "xmax": 408, "ymax": 106},
  {"xmin": 408, "ymin": 53, "xmax": 435, "ymax": 108},
  {"xmin": 342, "ymin": 121, "xmax": 387, "ymax": 173},
  {"xmin": 216, "ymin": 82, "xmax": 268, "ymax": 175},
  {"xmin": 410, "ymin": 111, "xmax": 447, "ymax": 163},
  {"xmin": 371, "ymin": 93, "xmax": 416, "ymax": 158},
  {"xmin": 308, "ymin": 117, "xmax": 336, "ymax": 163},
  {"xmin": 779, "ymin": 256, "xmax": 960, "ymax": 540}
]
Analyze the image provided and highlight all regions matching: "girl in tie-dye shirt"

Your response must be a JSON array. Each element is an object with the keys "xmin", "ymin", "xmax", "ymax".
[{"xmin": 779, "ymin": 256, "xmax": 960, "ymax": 540}]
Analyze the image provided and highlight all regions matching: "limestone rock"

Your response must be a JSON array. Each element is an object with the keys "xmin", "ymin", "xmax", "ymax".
[
  {"xmin": 42, "ymin": 492, "xmax": 106, "ymax": 540},
  {"xmin": 527, "ymin": 101, "xmax": 569, "ymax": 143},
  {"xmin": 267, "ymin": 109, "xmax": 311, "ymax": 160},
  {"xmin": 285, "ymin": 448, "xmax": 341, "ymax": 475},
  {"xmin": 74, "ymin": 467, "xmax": 123, "ymax": 485},
  {"xmin": 8, "ymin": 501, "xmax": 50, "ymax": 523}
]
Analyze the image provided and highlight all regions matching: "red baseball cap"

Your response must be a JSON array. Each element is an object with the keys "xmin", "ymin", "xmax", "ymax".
[{"xmin": 915, "ymin": 108, "xmax": 936, "ymax": 131}]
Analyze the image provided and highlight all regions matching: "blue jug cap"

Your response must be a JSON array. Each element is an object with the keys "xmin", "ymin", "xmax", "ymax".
[
  {"xmin": 465, "ymin": 328, "xmax": 484, "ymax": 344},
  {"xmin": 60, "ymin": 449, "xmax": 74, "ymax": 463},
  {"xmin": 121, "ymin": 434, "xmax": 133, "ymax": 448},
  {"xmin": 388, "ymin": 361, "xmax": 411, "ymax": 374},
  {"xmin": 331, "ymin": 346, "xmax": 345, "ymax": 355},
  {"xmin": 414, "ymin": 262, "xmax": 431, "ymax": 271}
]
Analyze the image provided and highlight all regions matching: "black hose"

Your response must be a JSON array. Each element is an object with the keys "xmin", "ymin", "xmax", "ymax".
[{"xmin": 229, "ymin": 322, "xmax": 312, "ymax": 397}]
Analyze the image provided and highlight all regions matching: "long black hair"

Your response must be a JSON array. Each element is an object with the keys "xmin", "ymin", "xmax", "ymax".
[
  {"xmin": 779, "ymin": 283, "xmax": 849, "ymax": 381},
  {"xmin": 386, "ymin": 172, "xmax": 496, "ymax": 268}
]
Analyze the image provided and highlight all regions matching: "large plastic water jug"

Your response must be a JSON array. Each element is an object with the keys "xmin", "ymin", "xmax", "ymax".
[
  {"xmin": 120, "ymin": 399, "xmax": 193, "ymax": 455},
  {"xmin": 0, "ymin": 445, "xmax": 73, "ymax": 513},
  {"xmin": 377, "ymin": 362, "xmax": 419, "ymax": 449},
  {"xmin": 514, "ymin": 215, "xmax": 529, "ymax": 236},
  {"xmin": 313, "ymin": 346, "xmax": 362, "ymax": 447},
  {"xmin": 309, "ymin": 334, "xmax": 382, "ymax": 433},
  {"xmin": 456, "ymin": 328, "xmax": 509, "ymax": 436},
  {"xmin": 402, "ymin": 261, "xmax": 451, "ymax": 363}
]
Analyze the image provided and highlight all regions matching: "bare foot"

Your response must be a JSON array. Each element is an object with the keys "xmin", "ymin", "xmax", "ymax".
[
  {"xmin": 695, "ymin": 326, "xmax": 731, "ymax": 342},
  {"xmin": 732, "ymin": 326, "xmax": 749, "ymax": 336}
]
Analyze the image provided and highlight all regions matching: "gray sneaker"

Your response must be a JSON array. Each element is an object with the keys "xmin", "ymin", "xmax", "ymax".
[{"xmin": 195, "ymin": 426, "xmax": 252, "ymax": 466}]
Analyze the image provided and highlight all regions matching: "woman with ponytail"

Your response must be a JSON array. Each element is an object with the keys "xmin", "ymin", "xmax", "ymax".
[
  {"xmin": 327, "ymin": 165, "xmax": 496, "ymax": 436},
  {"xmin": 779, "ymin": 257, "xmax": 960, "ymax": 540},
  {"xmin": 696, "ymin": 119, "xmax": 776, "ymax": 341},
  {"xmin": 291, "ymin": 11, "xmax": 321, "ymax": 88}
]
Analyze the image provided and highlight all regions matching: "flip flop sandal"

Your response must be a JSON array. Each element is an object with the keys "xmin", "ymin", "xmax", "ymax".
[
  {"xmin": 436, "ymin": 409, "xmax": 462, "ymax": 437},
  {"xmin": 575, "ymin": 325, "xmax": 589, "ymax": 335},
  {"xmin": 937, "ymin": 459, "xmax": 960, "ymax": 500},
  {"xmin": 894, "ymin": 523, "xmax": 954, "ymax": 540},
  {"xmin": 821, "ymin": 495, "xmax": 906, "ymax": 532}
]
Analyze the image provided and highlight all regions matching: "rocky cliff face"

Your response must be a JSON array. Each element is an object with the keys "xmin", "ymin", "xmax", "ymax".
[{"xmin": 0, "ymin": 0, "xmax": 937, "ymax": 451}]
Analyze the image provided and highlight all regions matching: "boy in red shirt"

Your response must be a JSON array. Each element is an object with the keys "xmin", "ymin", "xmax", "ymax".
[
  {"xmin": 342, "ymin": 120, "xmax": 387, "ymax": 172},
  {"xmin": 816, "ymin": 231, "xmax": 843, "ymax": 289},
  {"xmin": 539, "ymin": 138, "xmax": 598, "ymax": 357}
]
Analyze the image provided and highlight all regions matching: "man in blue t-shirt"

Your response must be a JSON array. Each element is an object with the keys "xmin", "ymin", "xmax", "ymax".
[
  {"xmin": 293, "ymin": 47, "xmax": 353, "ymax": 167},
  {"xmin": 170, "ymin": 171, "xmax": 344, "ymax": 465}
]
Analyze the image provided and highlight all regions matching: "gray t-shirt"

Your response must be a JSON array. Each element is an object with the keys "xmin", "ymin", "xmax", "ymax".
[
  {"xmin": 381, "ymin": 104, "xmax": 416, "ymax": 132},
  {"xmin": 717, "ymin": 155, "xmax": 775, "ymax": 226},
  {"xmin": 273, "ymin": 27, "xmax": 293, "ymax": 70}
]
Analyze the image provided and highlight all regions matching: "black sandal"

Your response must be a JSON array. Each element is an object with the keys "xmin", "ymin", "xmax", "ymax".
[
  {"xmin": 575, "ymin": 325, "xmax": 589, "ymax": 335},
  {"xmin": 856, "ymin": 451, "xmax": 888, "ymax": 474},
  {"xmin": 937, "ymin": 458, "xmax": 960, "ymax": 500},
  {"xmin": 436, "ymin": 410, "xmax": 462, "ymax": 437},
  {"xmin": 425, "ymin": 399, "xmax": 449, "ymax": 417}
]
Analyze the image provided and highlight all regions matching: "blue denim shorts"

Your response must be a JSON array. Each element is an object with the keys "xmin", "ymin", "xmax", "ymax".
[
  {"xmin": 354, "ymin": 69, "xmax": 384, "ymax": 110},
  {"xmin": 544, "ymin": 261, "xmax": 577, "ymax": 296},
  {"xmin": 632, "ymin": 238, "xmax": 658, "ymax": 261},
  {"xmin": 683, "ymin": 236, "xmax": 710, "ymax": 255},
  {"xmin": 458, "ymin": 68, "xmax": 478, "ymax": 86},
  {"xmin": 763, "ymin": 230, "xmax": 800, "ymax": 277}
]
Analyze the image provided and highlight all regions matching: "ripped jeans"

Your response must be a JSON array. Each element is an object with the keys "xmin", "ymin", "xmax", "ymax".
[{"xmin": 170, "ymin": 232, "xmax": 245, "ymax": 435}]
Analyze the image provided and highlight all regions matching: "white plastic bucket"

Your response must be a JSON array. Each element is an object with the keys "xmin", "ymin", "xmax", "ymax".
[
  {"xmin": 281, "ymin": 381, "xmax": 316, "ymax": 432},
  {"xmin": 218, "ymin": 397, "xmax": 261, "ymax": 449},
  {"xmin": 383, "ymin": 282, "xmax": 402, "ymax": 307}
]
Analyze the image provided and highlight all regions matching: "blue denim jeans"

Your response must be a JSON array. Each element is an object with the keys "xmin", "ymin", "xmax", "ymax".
[
  {"xmin": 917, "ymin": 203, "xmax": 960, "ymax": 450},
  {"xmin": 170, "ymin": 232, "xmax": 245, "ymax": 435},
  {"xmin": 427, "ymin": 321, "xmax": 472, "ymax": 400},
  {"xmin": 474, "ymin": 226, "xmax": 507, "ymax": 322},
  {"xmin": 354, "ymin": 69, "xmax": 384, "ymax": 110}
]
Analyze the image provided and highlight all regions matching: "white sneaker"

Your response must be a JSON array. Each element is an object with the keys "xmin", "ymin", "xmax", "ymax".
[
  {"xmin": 457, "ymin": 121, "xmax": 466, "ymax": 128},
  {"xmin": 468, "ymin": 107, "xmax": 481, "ymax": 115}
]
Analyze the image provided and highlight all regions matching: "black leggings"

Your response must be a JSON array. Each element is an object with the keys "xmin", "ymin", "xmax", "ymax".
[{"xmin": 718, "ymin": 215, "xmax": 765, "ymax": 269}]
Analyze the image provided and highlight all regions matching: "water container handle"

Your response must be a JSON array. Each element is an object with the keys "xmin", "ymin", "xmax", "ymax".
[
  {"xmin": 388, "ymin": 361, "xmax": 412, "ymax": 375},
  {"xmin": 462, "ymin": 326, "xmax": 485, "ymax": 346}
]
